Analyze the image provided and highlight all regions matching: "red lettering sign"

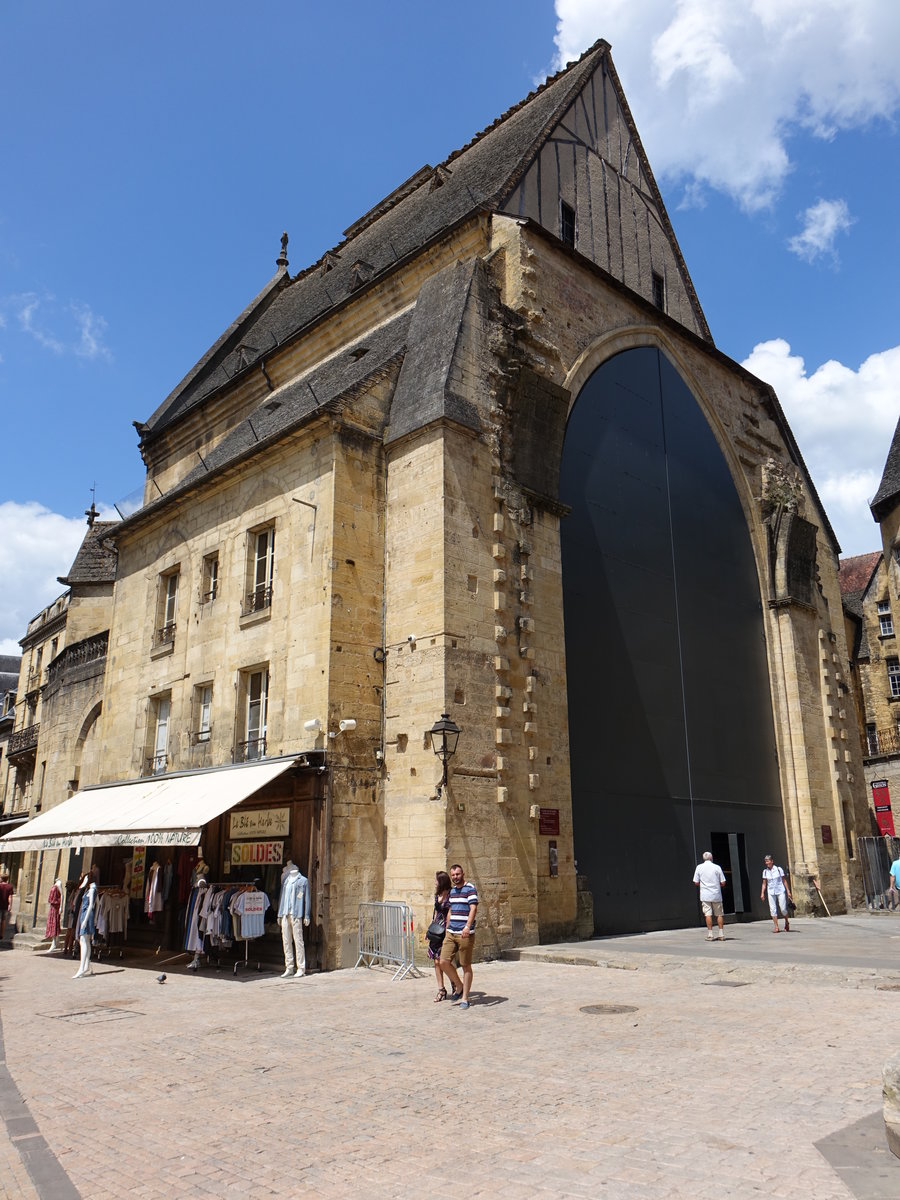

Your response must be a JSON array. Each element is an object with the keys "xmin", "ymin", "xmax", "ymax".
[
  {"xmin": 871, "ymin": 780, "xmax": 896, "ymax": 836},
  {"xmin": 539, "ymin": 808, "xmax": 560, "ymax": 836}
]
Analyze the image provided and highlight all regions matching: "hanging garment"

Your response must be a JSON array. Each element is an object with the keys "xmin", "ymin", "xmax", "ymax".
[
  {"xmin": 184, "ymin": 884, "xmax": 208, "ymax": 954},
  {"xmin": 144, "ymin": 863, "xmax": 163, "ymax": 915},
  {"xmin": 229, "ymin": 889, "xmax": 271, "ymax": 940}
]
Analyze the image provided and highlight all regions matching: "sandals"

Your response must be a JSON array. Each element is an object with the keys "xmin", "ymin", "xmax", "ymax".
[{"xmin": 434, "ymin": 988, "xmax": 447, "ymax": 1003}]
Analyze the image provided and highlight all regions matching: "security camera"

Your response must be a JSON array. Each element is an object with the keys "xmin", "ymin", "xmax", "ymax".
[
  {"xmin": 407, "ymin": 634, "xmax": 416, "ymax": 643},
  {"xmin": 304, "ymin": 718, "xmax": 322, "ymax": 732},
  {"xmin": 338, "ymin": 719, "xmax": 357, "ymax": 733},
  {"xmin": 374, "ymin": 748, "xmax": 384, "ymax": 762}
]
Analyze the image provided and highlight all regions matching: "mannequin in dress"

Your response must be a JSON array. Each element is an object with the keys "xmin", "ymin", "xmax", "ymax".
[
  {"xmin": 73, "ymin": 880, "xmax": 98, "ymax": 978},
  {"xmin": 277, "ymin": 860, "xmax": 310, "ymax": 978},
  {"xmin": 44, "ymin": 878, "xmax": 63, "ymax": 952}
]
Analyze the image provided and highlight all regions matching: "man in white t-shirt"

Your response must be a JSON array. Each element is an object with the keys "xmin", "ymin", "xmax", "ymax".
[
  {"xmin": 761, "ymin": 855, "xmax": 793, "ymax": 932},
  {"xmin": 692, "ymin": 852, "xmax": 727, "ymax": 942},
  {"xmin": 888, "ymin": 855, "xmax": 900, "ymax": 911}
]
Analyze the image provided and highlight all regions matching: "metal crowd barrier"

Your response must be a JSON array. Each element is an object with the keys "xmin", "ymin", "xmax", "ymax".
[
  {"xmin": 858, "ymin": 836, "xmax": 900, "ymax": 909},
  {"xmin": 355, "ymin": 901, "xmax": 421, "ymax": 980}
]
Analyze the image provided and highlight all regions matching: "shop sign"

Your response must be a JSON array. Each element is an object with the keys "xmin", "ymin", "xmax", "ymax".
[
  {"xmin": 130, "ymin": 846, "xmax": 146, "ymax": 899},
  {"xmin": 539, "ymin": 808, "xmax": 560, "ymax": 836},
  {"xmin": 871, "ymin": 779, "xmax": 896, "ymax": 836},
  {"xmin": 113, "ymin": 830, "xmax": 198, "ymax": 847},
  {"xmin": 229, "ymin": 808, "xmax": 290, "ymax": 839},
  {"xmin": 230, "ymin": 840, "xmax": 284, "ymax": 867}
]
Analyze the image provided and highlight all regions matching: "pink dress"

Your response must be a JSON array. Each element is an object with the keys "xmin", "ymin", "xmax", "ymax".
[{"xmin": 44, "ymin": 883, "xmax": 62, "ymax": 939}]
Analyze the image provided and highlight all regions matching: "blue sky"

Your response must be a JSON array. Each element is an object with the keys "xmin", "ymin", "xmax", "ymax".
[{"xmin": 3, "ymin": 0, "xmax": 900, "ymax": 652}]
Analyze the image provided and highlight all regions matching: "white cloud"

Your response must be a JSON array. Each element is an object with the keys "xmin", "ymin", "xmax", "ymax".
[
  {"xmin": 16, "ymin": 294, "xmax": 65, "ymax": 354},
  {"xmin": 788, "ymin": 198, "xmax": 854, "ymax": 262},
  {"xmin": 71, "ymin": 302, "xmax": 112, "ymax": 362},
  {"xmin": 0, "ymin": 502, "xmax": 92, "ymax": 649},
  {"xmin": 1, "ymin": 293, "xmax": 111, "ymax": 361},
  {"xmin": 554, "ymin": 1, "xmax": 900, "ymax": 210},
  {"xmin": 741, "ymin": 338, "xmax": 900, "ymax": 555}
]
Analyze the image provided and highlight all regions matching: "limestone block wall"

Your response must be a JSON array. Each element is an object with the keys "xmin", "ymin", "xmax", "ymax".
[
  {"xmin": 382, "ymin": 427, "xmax": 450, "ymax": 927},
  {"xmin": 100, "ymin": 427, "xmax": 338, "ymax": 781},
  {"xmin": 320, "ymin": 426, "xmax": 388, "ymax": 960}
]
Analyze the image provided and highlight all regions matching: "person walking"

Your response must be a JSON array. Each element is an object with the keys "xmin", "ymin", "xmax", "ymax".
[
  {"xmin": 761, "ymin": 854, "xmax": 793, "ymax": 932},
  {"xmin": 428, "ymin": 870, "xmax": 451, "ymax": 1002},
  {"xmin": 439, "ymin": 864, "xmax": 478, "ymax": 1009},
  {"xmin": 0, "ymin": 868, "xmax": 13, "ymax": 942},
  {"xmin": 693, "ymin": 851, "xmax": 726, "ymax": 941}
]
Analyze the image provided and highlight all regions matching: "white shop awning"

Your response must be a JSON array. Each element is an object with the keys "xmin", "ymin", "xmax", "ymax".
[{"xmin": 0, "ymin": 757, "xmax": 299, "ymax": 853}]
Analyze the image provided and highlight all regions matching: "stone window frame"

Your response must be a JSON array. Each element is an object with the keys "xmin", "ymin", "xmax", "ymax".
[
  {"xmin": 242, "ymin": 525, "xmax": 275, "ymax": 619},
  {"xmin": 153, "ymin": 566, "xmax": 180, "ymax": 652}
]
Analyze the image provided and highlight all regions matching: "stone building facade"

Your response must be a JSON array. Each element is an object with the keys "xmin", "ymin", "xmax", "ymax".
[
  {"xmin": 838, "ymin": 413, "xmax": 900, "ymax": 839},
  {"xmin": 3, "ymin": 39, "xmax": 869, "ymax": 958},
  {"xmin": 0, "ymin": 521, "xmax": 115, "ymax": 912}
]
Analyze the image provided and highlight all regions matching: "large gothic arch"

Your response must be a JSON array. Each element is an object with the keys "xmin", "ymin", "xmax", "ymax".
[{"xmin": 560, "ymin": 345, "xmax": 787, "ymax": 933}]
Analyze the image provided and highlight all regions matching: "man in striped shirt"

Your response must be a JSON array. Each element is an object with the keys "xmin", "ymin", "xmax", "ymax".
[{"xmin": 439, "ymin": 863, "xmax": 478, "ymax": 1009}]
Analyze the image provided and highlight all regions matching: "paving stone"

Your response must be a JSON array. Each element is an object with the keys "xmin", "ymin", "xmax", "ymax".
[{"xmin": 0, "ymin": 917, "xmax": 899, "ymax": 1197}]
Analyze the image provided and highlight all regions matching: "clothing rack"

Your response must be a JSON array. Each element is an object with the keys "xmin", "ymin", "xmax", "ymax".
[
  {"xmin": 157, "ymin": 881, "xmax": 266, "ymax": 973},
  {"xmin": 92, "ymin": 886, "xmax": 128, "ymax": 961}
]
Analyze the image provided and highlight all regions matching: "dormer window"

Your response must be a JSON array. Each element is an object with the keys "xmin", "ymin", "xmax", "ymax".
[
  {"xmin": 652, "ymin": 272, "xmax": 665, "ymax": 311},
  {"xmin": 560, "ymin": 200, "xmax": 576, "ymax": 249}
]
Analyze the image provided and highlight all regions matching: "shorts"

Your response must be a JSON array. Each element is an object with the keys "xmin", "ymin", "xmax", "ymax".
[
  {"xmin": 701, "ymin": 901, "xmax": 723, "ymax": 918},
  {"xmin": 440, "ymin": 930, "xmax": 475, "ymax": 967},
  {"xmin": 767, "ymin": 891, "xmax": 788, "ymax": 918}
]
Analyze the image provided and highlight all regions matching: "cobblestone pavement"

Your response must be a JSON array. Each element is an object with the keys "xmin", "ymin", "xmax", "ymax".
[{"xmin": 1, "ymin": 915, "xmax": 899, "ymax": 1199}]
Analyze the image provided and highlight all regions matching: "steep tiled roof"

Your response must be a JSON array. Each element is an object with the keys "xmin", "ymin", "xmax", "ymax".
[
  {"xmin": 58, "ymin": 521, "xmax": 118, "ymax": 586},
  {"xmin": 142, "ymin": 40, "xmax": 613, "ymax": 440},
  {"xmin": 838, "ymin": 551, "xmax": 881, "ymax": 598},
  {"xmin": 111, "ymin": 312, "xmax": 411, "ymax": 537},
  {"xmin": 871, "ymin": 414, "xmax": 900, "ymax": 521}
]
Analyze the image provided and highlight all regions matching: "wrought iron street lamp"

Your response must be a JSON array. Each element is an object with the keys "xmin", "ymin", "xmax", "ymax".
[{"xmin": 429, "ymin": 712, "xmax": 460, "ymax": 794}]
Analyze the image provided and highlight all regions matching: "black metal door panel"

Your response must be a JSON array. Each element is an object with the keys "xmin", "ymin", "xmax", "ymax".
[{"xmin": 561, "ymin": 348, "xmax": 785, "ymax": 932}]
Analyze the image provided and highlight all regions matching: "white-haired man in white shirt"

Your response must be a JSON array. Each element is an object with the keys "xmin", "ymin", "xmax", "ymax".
[{"xmin": 692, "ymin": 851, "xmax": 726, "ymax": 942}]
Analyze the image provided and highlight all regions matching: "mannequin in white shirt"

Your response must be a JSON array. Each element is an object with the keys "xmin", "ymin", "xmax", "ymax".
[{"xmin": 278, "ymin": 860, "xmax": 310, "ymax": 978}]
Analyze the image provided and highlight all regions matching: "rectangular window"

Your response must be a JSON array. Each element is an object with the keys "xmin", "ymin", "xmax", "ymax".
[
  {"xmin": 202, "ymin": 553, "xmax": 219, "ymax": 604},
  {"xmin": 195, "ymin": 684, "xmax": 213, "ymax": 743},
  {"xmin": 148, "ymin": 694, "xmax": 170, "ymax": 775},
  {"xmin": 652, "ymin": 271, "xmax": 665, "ymax": 311},
  {"xmin": 156, "ymin": 570, "xmax": 179, "ymax": 646},
  {"xmin": 559, "ymin": 200, "xmax": 576, "ymax": 248},
  {"xmin": 239, "ymin": 668, "xmax": 268, "ymax": 761},
  {"xmin": 244, "ymin": 528, "xmax": 275, "ymax": 615},
  {"xmin": 867, "ymin": 722, "xmax": 879, "ymax": 756},
  {"xmin": 878, "ymin": 600, "xmax": 894, "ymax": 637},
  {"xmin": 889, "ymin": 657, "xmax": 900, "ymax": 698}
]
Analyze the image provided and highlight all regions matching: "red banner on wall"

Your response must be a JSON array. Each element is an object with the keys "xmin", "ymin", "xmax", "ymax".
[{"xmin": 871, "ymin": 779, "xmax": 896, "ymax": 837}]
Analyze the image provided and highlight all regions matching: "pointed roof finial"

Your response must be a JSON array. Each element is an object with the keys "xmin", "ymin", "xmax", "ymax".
[
  {"xmin": 85, "ymin": 484, "xmax": 98, "ymax": 527},
  {"xmin": 276, "ymin": 231, "xmax": 289, "ymax": 270}
]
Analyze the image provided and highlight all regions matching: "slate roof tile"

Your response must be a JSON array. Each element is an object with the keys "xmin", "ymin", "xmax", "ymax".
[{"xmin": 143, "ymin": 40, "xmax": 610, "ymax": 440}]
